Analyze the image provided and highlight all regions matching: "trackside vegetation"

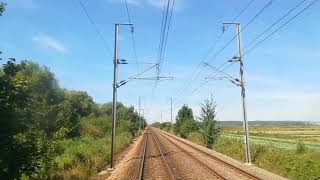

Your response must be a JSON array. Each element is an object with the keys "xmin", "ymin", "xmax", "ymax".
[
  {"xmin": 0, "ymin": 59, "xmax": 146, "ymax": 179},
  {"xmin": 154, "ymin": 98, "xmax": 320, "ymax": 179}
]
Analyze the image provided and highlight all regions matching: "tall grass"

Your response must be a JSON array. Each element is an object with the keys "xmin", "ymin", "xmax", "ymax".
[
  {"xmin": 187, "ymin": 132, "xmax": 320, "ymax": 179},
  {"xmin": 48, "ymin": 116, "xmax": 134, "ymax": 179}
]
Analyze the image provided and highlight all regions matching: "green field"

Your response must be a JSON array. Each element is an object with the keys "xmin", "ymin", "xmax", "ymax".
[
  {"xmin": 221, "ymin": 124, "xmax": 320, "ymax": 151},
  {"xmin": 187, "ymin": 122, "xmax": 320, "ymax": 179},
  {"xmin": 223, "ymin": 124, "xmax": 320, "ymax": 142}
]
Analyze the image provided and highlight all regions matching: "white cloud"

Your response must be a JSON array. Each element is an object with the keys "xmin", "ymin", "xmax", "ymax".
[{"xmin": 32, "ymin": 35, "xmax": 68, "ymax": 54}]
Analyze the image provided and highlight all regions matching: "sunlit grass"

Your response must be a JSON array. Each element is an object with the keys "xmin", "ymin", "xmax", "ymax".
[{"xmin": 187, "ymin": 126, "xmax": 320, "ymax": 179}]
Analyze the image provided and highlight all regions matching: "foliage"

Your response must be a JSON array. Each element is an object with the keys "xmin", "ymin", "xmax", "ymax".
[
  {"xmin": 295, "ymin": 141, "xmax": 307, "ymax": 154},
  {"xmin": 50, "ymin": 131, "xmax": 131, "ymax": 179},
  {"xmin": 198, "ymin": 97, "xmax": 220, "ymax": 149},
  {"xmin": 0, "ymin": 59, "xmax": 146, "ymax": 179},
  {"xmin": 174, "ymin": 104, "xmax": 197, "ymax": 138},
  {"xmin": 152, "ymin": 122, "xmax": 173, "ymax": 132},
  {"xmin": 187, "ymin": 132, "xmax": 205, "ymax": 146},
  {"xmin": 215, "ymin": 136, "xmax": 320, "ymax": 179},
  {"xmin": 0, "ymin": 2, "xmax": 5, "ymax": 16}
]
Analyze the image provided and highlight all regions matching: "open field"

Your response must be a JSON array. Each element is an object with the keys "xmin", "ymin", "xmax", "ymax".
[
  {"xmin": 221, "ymin": 123, "xmax": 320, "ymax": 142},
  {"xmin": 222, "ymin": 133, "xmax": 320, "ymax": 151},
  {"xmin": 185, "ymin": 122, "xmax": 320, "ymax": 179}
]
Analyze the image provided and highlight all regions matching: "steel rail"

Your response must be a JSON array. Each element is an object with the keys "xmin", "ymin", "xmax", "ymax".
[
  {"xmin": 150, "ymin": 130, "xmax": 176, "ymax": 180},
  {"xmin": 138, "ymin": 132, "xmax": 148, "ymax": 180},
  {"xmin": 153, "ymin": 129, "xmax": 225, "ymax": 179},
  {"xmin": 158, "ymin": 129, "xmax": 261, "ymax": 180}
]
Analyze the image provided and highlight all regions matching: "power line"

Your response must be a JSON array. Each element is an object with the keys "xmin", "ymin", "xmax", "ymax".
[
  {"xmin": 175, "ymin": 0, "xmax": 318, "ymax": 110},
  {"xmin": 207, "ymin": 0, "xmax": 273, "ymax": 64},
  {"xmin": 77, "ymin": 0, "xmax": 112, "ymax": 54},
  {"xmin": 124, "ymin": 0, "xmax": 140, "ymax": 72},
  {"xmin": 243, "ymin": 0, "xmax": 320, "ymax": 56},
  {"xmin": 177, "ymin": 0, "xmax": 273, "ymax": 100},
  {"xmin": 204, "ymin": 0, "xmax": 320, "ymax": 91},
  {"xmin": 157, "ymin": 0, "xmax": 175, "ymax": 77},
  {"xmin": 173, "ymin": 0, "xmax": 257, "ymax": 101},
  {"xmin": 203, "ymin": 0, "xmax": 256, "ymax": 61},
  {"xmin": 159, "ymin": 0, "xmax": 175, "ymax": 74},
  {"xmin": 158, "ymin": 0, "xmax": 171, "ymax": 66},
  {"xmin": 190, "ymin": 62, "xmax": 236, "ymax": 96},
  {"xmin": 124, "ymin": 0, "xmax": 132, "ymax": 23},
  {"xmin": 243, "ymin": 0, "xmax": 308, "ymax": 53},
  {"xmin": 153, "ymin": 0, "xmax": 175, "ymax": 96}
]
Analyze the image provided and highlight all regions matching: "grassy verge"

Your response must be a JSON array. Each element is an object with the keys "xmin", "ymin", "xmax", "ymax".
[
  {"xmin": 47, "ymin": 115, "xmax": 138, "ymax": 179},
  {"xmin": 49, "ymin": 132, "xmax": 132, "ymax": 179},
  {"xmin": 187, "ymin": 132, "xmax": 320, "ymax": 179}
]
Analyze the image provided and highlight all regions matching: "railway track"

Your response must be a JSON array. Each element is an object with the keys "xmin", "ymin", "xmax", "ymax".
[
  {"xmin": 154, "ymin": 128, "xmax": 261, "ymax": 180},
  {"xmin": 138, "ymin": 129, "xmax": 175, "ymax": 180},
  {"xmin": 108, "ymin": 128, "xmax": 285, "ymax": 180}
]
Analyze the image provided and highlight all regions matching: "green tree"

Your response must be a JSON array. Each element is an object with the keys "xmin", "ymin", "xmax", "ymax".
[
  {"xmin": 0, "ymin": 2, "xmax": 6, "ymax": 16},
  {"xmin": 0, "ymin": 60, "xmax": 64, "ymax": 178},
  {"xmin": 198, "ymin": 97, "xmax": 220, "ymax": 149},
  {"xmin": 17, "ymin": 61, "xmax": 64, "ymax": 134},
  {"xmin": 174, "ymin": 105, "xmax": 197, "ymax": 138},
  {"xmin": 0, "ymin": 58, "xmax": 148, "ymax": 178},
  {"xmin": 56, "ymin": 91, "xmax": 96, "ymax": 136},
  {"xmin": 0, "ymin": 59, "xmax": 55, "ymax": 179}
]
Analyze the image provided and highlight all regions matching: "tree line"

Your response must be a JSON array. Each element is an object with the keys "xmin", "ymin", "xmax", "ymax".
[{"xmin": 0, "ymin": 58, "xmax": 146, "ymax": 178}]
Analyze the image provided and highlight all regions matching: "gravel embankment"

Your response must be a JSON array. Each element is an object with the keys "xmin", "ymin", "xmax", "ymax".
[{"xmin": 107, "ymin": 132, "xmax": 145, "ymax": 180}]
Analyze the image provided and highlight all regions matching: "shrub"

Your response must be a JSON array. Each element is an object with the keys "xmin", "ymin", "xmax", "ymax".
[
  {"xmin": 187, "ymin": 132, "xmax": 205, "ymax": 146},
  {"xmin": 295, "ymin": 141, "xmax": 307, "ymax": 154}
]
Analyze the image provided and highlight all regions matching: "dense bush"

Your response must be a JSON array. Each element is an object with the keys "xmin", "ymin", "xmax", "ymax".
[
  {"xmin": 0, "ymin": 59, "xmax": 146, "ymax": 178},
  {"xmin": 174, "ymin": 105, "xmax": 198, "ymax": 138}
]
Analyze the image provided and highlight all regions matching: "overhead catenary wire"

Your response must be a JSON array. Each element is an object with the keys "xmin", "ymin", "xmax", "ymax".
[
  {"xmin": 124, "ymin": 0, "xmax": 140, "ymax": 72},
  {"xmin": 157, "ymin": 0, "xmax": 171, "ymax": 75},
  {"xmin": 77, "ymin": 0, "xmax": 112, "ymax": 55},
  {"xmin": 203, "ymin": 61, "xmax": 237, "ymax": 81},
  {"xmin": 203, "ymin": 0, "xmax": 256, "ymax": 61},
  {"xmin": 120, "ymin": 64, "xmax": 159, "ymax": 86},
  {"xmin": 178, "ymin": 0, "xmax": 274, "ymax": 99},
  {"xmin": 159, "ymin": 0, "xmax": 175, "ymax": 74},
  {"xmin": 203, "ymin": 0, "xmax": 320, "ymax": 90},
  {"xmin": 173, "ymin": 0, "xmax": 257, "ymax": 100},
  {"xmin": 152, "ymin": 0, "xmax": 175, "ymax": 102},
  {"xmin": 207, "ymin": 0, "xmax": 273, "ymax": 64},
  {"xmin": 193, "ymin": 62, "xmax": 234, "ymax": 95},
  {"xmin": 243, "ymin": 0, "xmax": 320, "ymax": 56},
  {"xmin": 156, "ymin": 0, "xmax": 175, "ymax": 79},
  {"xmin": 242, "ymin": 0, "xmax": 308, "ymax": 53}
]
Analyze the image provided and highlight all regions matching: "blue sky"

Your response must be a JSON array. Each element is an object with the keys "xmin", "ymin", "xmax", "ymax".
[{"xmin": 1, "ymin": 0, "xmax": 320, "ymax": 123}]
